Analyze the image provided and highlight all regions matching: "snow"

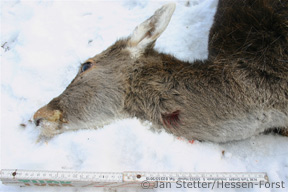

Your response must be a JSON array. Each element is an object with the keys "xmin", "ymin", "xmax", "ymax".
[{"xmin": 1, "ymin": 0, "xmax": 288, "ymax": 191}]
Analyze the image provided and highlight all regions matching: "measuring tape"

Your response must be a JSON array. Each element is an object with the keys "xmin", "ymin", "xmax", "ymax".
[{"xmin": 0, "ymin": 169, "xmax": 269, "ymax": 188}]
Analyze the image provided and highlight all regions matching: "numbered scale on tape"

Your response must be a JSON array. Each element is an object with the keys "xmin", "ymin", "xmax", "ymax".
[
  {"xmin": 0, "ymin": 169, "xmax": 269, "ymax": 188},
  {"xmin": 124, "ymin": 172, "xmax": 269, "ymax": 188},
  {"xmin": 0, "ymin": 169, "xmax": 124, "ymax": 187}
]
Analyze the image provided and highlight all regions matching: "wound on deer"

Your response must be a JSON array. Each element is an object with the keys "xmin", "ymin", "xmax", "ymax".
[{"xmin": 162, "ymin": 110, "xmax": 181, "ymax": 129}]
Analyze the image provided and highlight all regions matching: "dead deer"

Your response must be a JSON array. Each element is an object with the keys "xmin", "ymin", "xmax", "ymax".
[{"xmin": 33, "ymin": 0, "xmax": 288, "ymax": 142}]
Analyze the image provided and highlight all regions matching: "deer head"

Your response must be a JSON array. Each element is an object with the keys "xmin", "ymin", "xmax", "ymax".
[{"xmin": 33, "ymin": 3, "xmax": 176, "ymax": 138}]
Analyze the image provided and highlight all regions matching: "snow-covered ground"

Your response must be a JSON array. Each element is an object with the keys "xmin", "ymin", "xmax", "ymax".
[{"xmin": 1, "ymin": 0, "xmax": 288, "ymax": 191}]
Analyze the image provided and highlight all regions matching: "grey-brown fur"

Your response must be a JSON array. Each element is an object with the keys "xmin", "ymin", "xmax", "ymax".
[{"xmin": 34, "ymin": 0, "xmax": 288, "ymax": 142}]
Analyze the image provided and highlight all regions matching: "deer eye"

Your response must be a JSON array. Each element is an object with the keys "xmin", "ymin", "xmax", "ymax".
[{"xmin": 81, "ymin": 62, "xmax": 92, "ymax": 72}]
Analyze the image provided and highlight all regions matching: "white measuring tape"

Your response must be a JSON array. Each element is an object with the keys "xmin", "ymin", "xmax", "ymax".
[{"xmin": 0, "ymin": 169, "xmax": 269, "ymax": 188}]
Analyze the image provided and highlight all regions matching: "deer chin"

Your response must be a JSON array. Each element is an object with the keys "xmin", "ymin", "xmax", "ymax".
[
  {"xmin": 36, "ymin": 120, "xmax": 66, "ymax": 141},
  {"xmin": 36, "ymin": 116, "xmax": 121, "ymax": 142}
]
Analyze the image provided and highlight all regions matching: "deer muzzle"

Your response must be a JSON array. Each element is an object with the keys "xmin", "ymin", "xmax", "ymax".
[{"xmin": 33, "ymin": 105, "xmax": 64, "ymax": 126}]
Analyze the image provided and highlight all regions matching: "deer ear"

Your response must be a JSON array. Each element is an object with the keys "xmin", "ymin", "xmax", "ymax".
[{"xmin": 127, "ymin": 3, "xmax": 176, "ymax": 57}]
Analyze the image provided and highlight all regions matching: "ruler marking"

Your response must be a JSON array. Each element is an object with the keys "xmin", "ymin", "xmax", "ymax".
[{"xmin": 1, "ymin": 169, "xmax": 268, "ymax": 188}]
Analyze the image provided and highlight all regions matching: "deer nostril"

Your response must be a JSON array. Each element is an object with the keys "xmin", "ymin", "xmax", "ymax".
[{"xmin": 35, "ymin": 118, "xmax": 43, "ymax": 126}]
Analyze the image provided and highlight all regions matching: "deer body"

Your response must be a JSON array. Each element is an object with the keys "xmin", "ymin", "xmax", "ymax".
[
  {"xmin": 34, "ymin": 0, "xmax": 288, "ymax": 142},
  {"xmin": 125, "ymin": 52, "xmax": 287, "ymax": 142}
]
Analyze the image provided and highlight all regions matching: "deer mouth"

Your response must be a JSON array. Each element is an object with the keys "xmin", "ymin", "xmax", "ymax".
[
  {"xmin": 33, "ymin": 106, "xmax": 68, "ymax": 139},
  {"xmin": 36, "ymin": 120, "xmax": 64, "ymax": 138}
]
